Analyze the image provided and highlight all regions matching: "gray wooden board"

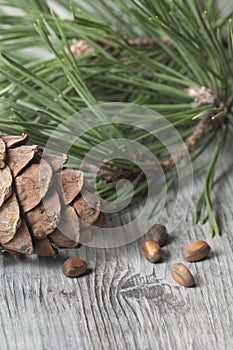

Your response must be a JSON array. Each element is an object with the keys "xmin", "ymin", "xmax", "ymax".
[{"xmin": 0, "ymin": 140, "xmax": 233, "ymax": 350}]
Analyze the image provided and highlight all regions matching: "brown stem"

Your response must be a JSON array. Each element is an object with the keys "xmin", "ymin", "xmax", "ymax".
[
  {"xmin": 129, "ymin": 114, "xmax": 226, "ymax": 184},
  {"xmin": 83, "ymin": 115, "xmax": 226, "ymax": 183},
  {"xmin": 125, "ymin": 37, "xmax": 173, "ymax": 47},
  {"xmin": 82, "ymin": 162, "xmax": 137, "ymax": 182},
  {"xmin": 99, "ymin": 37, "xmax": 173, "ymax": 52},
  {"xmin": 160, "ymin": 114, "xmax": 226, "ymax": 171}
]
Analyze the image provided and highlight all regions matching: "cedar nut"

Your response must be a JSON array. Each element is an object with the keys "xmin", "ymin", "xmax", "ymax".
[
  {"xmin": 142, "ymin": 240, "xmax": 161, "ymax": 263},
  {"xmin": 147, "ymin": 223, "xmax": 168, "ymax": 246},
  {"xmin": 171, "ymin": 263, "xmax": 195, "ymax": 287},
  {"xmin": 62, "ymin": 258, "xmax": 87, "ymax": 278},
  {"xmin": 182, "ymin": 240, "xmax": 211, "ymax": 262}
]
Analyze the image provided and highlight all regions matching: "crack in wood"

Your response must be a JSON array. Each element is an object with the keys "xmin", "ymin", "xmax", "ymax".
[{"xmin": 119, "ymin": 274, "xmax": 188, "ymax": 315}]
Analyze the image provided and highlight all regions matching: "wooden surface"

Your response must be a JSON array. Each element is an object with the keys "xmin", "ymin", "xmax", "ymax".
[{"xmin": 0, "ymin": 143, "xmax": 233, "ymax": 350}]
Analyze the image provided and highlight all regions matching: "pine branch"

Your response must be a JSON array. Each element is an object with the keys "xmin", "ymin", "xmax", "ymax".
[{"xmin": 0, "ymin": 0, "xmax": 232, "ymax": 236}]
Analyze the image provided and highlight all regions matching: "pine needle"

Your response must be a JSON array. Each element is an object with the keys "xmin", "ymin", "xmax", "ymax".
[{"xmin": 0, "ymin": 0, "xmax": 232, "ymax": 235}]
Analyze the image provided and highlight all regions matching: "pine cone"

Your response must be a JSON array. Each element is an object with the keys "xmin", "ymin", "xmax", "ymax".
[{"xmin": 0, "ymin": 134, "xmax": 102, "ymax": 257}]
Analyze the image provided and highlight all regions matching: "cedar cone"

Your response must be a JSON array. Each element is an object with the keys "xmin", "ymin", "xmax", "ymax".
[{"xmin": 0, "ymin": 134, "xmax": 102, "ymax": 257}]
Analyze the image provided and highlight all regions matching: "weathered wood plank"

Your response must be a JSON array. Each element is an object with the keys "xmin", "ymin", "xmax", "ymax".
[{"xmin": 0, "ymin": 141, "xmax": 233, "ymax": 350}]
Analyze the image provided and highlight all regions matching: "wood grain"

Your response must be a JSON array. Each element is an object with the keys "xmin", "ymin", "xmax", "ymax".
[{"xmin": 0, "ymin": 142, "xmax": 233, "ymax": 350}]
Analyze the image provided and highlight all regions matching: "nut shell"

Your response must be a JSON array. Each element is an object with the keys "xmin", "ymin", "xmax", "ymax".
[
  {"xmin": 182, "ymin": 240, "xmax": 211, "ymax": 262},
  {"xmin": 33, "ymin": 237, "xmax": 57, "ymax": 257},
  {"xmin": 72, "ymin": 191, "xmax": 101, "ymax": 227},
  {"xmin": 55, "ymin": 168, "xmax": 84, "ymax": 205},
  {"xmin": 49, "ymin": 206, "xmax": 80, "ymax": 248},
  {"xmin": 62, "ymin": 258, "xmax": 87, "ymax": 278},
  {"xmin": 26, "ymin": 189, "xmax": 61, "ymax": 239},
  {"xmin": 43, "ymin": 153, "xmax": 68, "ymax": 172},
  {"xmin": 7, "ymin": 145, "xmax": 38, "ymax": 177},
  {"xmin": 171, "ymin": 263, "xmax": 195, "ymax": 287},
  {"xmin": 0, "ymin": 165, "xmax": 13, "ymax": 207},
  {"xmin": 1, "ymin": 134, "xmax": 29, "ymax": 149},
  {"xmin": 15, "ymin": 159, "xmax": 53, "ymax": 213},
  {"xmin": 142, "ymin": 240, "xmax": 161, "ymax": 263},
  {"xmin": 0, "ymin": 193, "xmax": 21, "ymax": 244},
  {"xmin": 147, "ymin": 223, "xmax": 168, "ymax": 246},
  {"xmin": 2, "ymin": 220, "xmax": 33, "ymax": 254}
]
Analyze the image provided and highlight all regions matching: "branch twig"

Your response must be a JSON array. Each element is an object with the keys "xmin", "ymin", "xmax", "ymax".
[
  {"xmin": 160, "ymin": 114, "xmax": 226, "ymax": 171},
  {"xmin": 68, "ymin": 37, "xmax": 173, "ymax": 56},
  {"xmin": 83, "ymin": 115, "xmax": 226, "ymax": 183}
]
